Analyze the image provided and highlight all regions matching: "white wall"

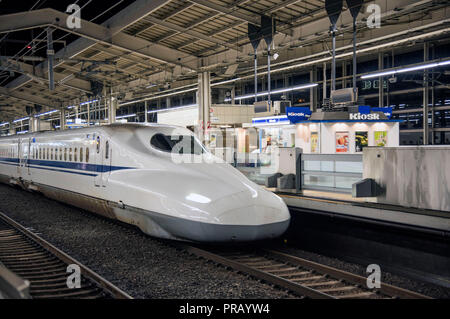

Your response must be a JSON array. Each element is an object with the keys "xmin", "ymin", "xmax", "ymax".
[{"xmin": 157, "ymin": 107, "xmax": 198, "ymax": 127}]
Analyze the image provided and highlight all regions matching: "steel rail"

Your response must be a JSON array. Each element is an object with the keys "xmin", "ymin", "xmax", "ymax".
[
  {"xmin": 178, "ymin": 244, "xmax": 432, "ymax": 299},
  {"xmin": 262, "ymin": 249, "xmax": 431, "ymax": 299},
  {"xmin": 0, "ymin": 211, "xmax": 132, "ymax": 299}
]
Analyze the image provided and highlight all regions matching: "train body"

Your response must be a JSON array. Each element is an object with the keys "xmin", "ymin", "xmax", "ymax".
[{"xmin": 0, "ymin": 124, "xmax": 290, "ymax": 242}]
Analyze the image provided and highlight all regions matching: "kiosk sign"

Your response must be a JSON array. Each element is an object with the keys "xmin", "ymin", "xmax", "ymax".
[
  {"xmin": 286, "ymin": 107, "xmax": 312, "ymax": 124},
  {"xmin": 349, "ymin": 113, "xmax": 380, "ymax": 120}
]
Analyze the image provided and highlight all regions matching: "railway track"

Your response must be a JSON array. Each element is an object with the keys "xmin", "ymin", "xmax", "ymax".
[
  {"xmin": 0, "ymin": 206, "xmax": 432, "ymax": 299},
  {"xmin": 0, "ymin": 211, "xmax": 132, "ymax": 299},
  {"xmin": 179, "ymin": 245, "xmax": 432, "ymax": 299}
]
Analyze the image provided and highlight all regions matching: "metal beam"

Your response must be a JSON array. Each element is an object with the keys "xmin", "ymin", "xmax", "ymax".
[
  {"xmin": 1, "ymin": 57, "xmax": 92, "ymax": 93},
  {"xmin": 0, "ymin": 86, "xmax": 59, "ymax": 109},
  {"xmin": 2, "ymin": 0, "xmax": 188, "ymax": 90},
  {"xmin": 143, "ymin": 16, "xmax": 242, "ymax": 52},
  {"xmin": 0, "ymin": 9, "xmax": 198, "ymax": 75},
  {"xmin": 147, "ymin": 0, "xmax": 252, "ymax": 44},
  {"xmin": 188, "ymin": 0, "xmax": 261, "ymax": 26}
]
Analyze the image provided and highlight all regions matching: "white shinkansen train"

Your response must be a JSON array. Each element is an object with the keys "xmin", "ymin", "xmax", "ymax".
[{"xmin": 0, "ymin": 124, "xmax": 290, "ymax": 242}]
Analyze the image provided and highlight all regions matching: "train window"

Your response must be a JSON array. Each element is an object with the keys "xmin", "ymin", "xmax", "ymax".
[
  {"xmin": 86, "ymin": 147, "xmax": 89, "ymax": 163},
  {"xmin": 96, "ymin": 136, "xmax": 100, "ymax": 153},
  {"xmin": 59, "ymin": 148, "xmax": 63, "ymax": 161},
  {"xmin": 150, "ymin": 134, "xmax": 206, "ymax": 155},
  {"xmin": 51, "ymin": 148, "xmax": 54, "ymax": 160},
  {"xmin": 80, "ymin": 148, "xmax": 83, "ymax": 162},
  {"xmin": 64, "ymin": 148, "xmax": 67, "ymax": 161},
  {"xmin": 69, "ymin": 148, "xmax": 72, "ymax": 161},
  {"xmin": 74, "ymin": 148, "xmax": 78, "ymax": 162},
  {"xmin": 55, "ymin": 148, "xmax": 58, "ymax": 160},
  {"xmin": 105, "ymin": 141, "xmax": 109, "ymax": 159},
  {"xmin": 46, "ymin": 148, "xmax": 49, "ymax": 160}
]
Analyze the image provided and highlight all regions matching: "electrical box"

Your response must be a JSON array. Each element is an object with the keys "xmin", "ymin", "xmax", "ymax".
[
  {"xmin": 273, "ymin": 100, "xmax": 291, "ymax": 115},
  {"xmin": 254, "ymin": 101, "xmax": 270, "ymax": 113},
  {"xmin": 331, "ymin": 88, "xmax": 358, "ymax": 105}
]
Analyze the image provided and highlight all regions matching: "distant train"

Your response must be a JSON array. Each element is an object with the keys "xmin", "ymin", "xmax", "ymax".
[{"xmin": 0, "ymin": 124, "xmax": 290, "ymax": 242}]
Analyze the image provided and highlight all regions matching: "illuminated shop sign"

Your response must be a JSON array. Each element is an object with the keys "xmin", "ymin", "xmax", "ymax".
[
  {"xmin": 349, "ymin": 113, "xmax": 380, "ymax": 120},
  {"xmin": 372, "ymin": 107, "xmax": 393, "ymax": 119},
  {"xmin": 286, "ymin": 107, "xmax": 312, "ymax": 123},
  {"xmin": 252, "ymin": 116, "xmax": 290, "ymax": 126},
  {"xmin": 349, "ymin": 106, "xmax": 393, "ymax": 121}
]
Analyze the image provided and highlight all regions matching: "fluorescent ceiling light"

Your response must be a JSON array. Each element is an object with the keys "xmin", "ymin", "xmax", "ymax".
[
  {"xmin": 13, "ymin": 117, "xmax": 30, "ymax": 123},
  {"xmin": 211, "ymin": 77, "xmax": 241, "ymax": 86},
  {"xmin": 225, "ymin": 83, "xmax": 318, "ymax": 101},
  {"xmin": 35, "ymin": 110, "xmax": 59, "ymax": 117},
  {"xmin": 80, "ymin": 99, "xmax": 98, "ymax": 106},
  {"xmin": 147, "ymin": 104, "xmax": 198, "ymax": 114},
  {"xmin": 116, "ymin": 113, "xmax": 136, "ymax": 119},
  {"xmin": 361, "ymin": 59, "xmax": 450, "ymax": 79}
]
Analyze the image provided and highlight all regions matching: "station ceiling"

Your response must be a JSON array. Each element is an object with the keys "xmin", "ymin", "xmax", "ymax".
[{"xmin": 0, "ymin": 0, "xmax": 449, "ymax": 121}]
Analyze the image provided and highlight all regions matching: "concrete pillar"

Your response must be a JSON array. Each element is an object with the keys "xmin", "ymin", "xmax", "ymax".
[
  {"xmin": 87, "ymin": 102, "xmax": 90, "ymax": 126},
  {"xmin": 144, "ymin": 100, "xmax": 148, "ymax": 123},
  {"xmin": 231, "ymin": 86, "xmax": 236, "ymax": 104},
  {"xmin": 30, "ymin": 117, "xmax": 39, "ymax": 132},
  {"xmin": 378, "ymin": 53, "xmax": 384, "ymax": 108},
  {"xmin": 108, "ymin": 91, "xmax": 117, "ymax": 124},
  {"xmin": 423, "ymin": 42, "xmax": 429, "ymax": 145},
  {"xmin": 310, "ymin": 66, "xmax": 318, "ymax": 112},
  {"xmin": 198, "ymin": 71, "xmax": 211, "ymax": 140},
  {"xmin": 60, "ymin": 108, "xmax": 66, "ymax": 130}
]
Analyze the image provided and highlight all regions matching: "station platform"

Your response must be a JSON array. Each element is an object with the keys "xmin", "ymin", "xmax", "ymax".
[{"xmin": 271, "ymin": 189, "xmax": 450, "ymax": 234}]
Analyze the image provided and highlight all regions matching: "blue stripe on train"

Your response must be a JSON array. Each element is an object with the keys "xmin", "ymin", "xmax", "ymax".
[{"xmin": 0, "ymin": 157, "xmax": 135, "ymax": 176}]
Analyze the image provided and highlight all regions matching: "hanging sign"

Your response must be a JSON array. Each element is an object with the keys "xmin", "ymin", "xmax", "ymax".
[{"xmin": 286, "ymin": 107, "xmax": 312, "ymax": 123}]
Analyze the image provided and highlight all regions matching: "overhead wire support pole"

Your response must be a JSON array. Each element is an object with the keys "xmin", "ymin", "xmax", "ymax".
[
  {"xmin": 345, "ymin": 0, "xmax": 363, "ymax": 98},
  {"xmin": 267, "ymin": 47, "xmax": 271, "ymax": 106},
  {"xmin": 331, "ymin": 26, "xmax": 337, "ymax": 92},
  {"xmin": 352, "ymin": 19, "xmax": 357, "ymax": 93},
  {"xmin": 254, "ymin": 49, "xmax": 258, "ymax": 103},
  {"xmin": 46, "ymin": 28, "xmax": 55, "ymax": 91}
]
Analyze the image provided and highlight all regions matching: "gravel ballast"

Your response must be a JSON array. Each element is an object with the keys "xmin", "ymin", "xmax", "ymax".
[
  {"xmin": 0, "ymin": 183, "xmax": 447, "ymax": 298},
  {"xmin": 0, "ymin": 184, "xmax": 295, "ymax": 299}
]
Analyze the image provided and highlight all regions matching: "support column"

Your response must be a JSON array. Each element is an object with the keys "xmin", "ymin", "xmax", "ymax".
[
  {"xmin": 60, "ymin": 108, "xmax": 66, "ymax": 130},
  {"xmin": 310, "ymin": 66, "xmax": 318, "ymax": 112},
  {"xmin": 47, "ymin": 28, "xmax": 55, "ymax": 91},
  {"xmin": 144, "ymin": 100, "xmax": 148, "ymax": 123},
  {"xmin": 108, "ymin": 88, "xmax": 117, "ymax": 124},
  {"xmin": 378, "ymin": 53, "xmax": 384, "ymax": 108},
  {"xmin": 431, "ymin": 44, "xmax": 435, "ymax": 145},
  {"xmin": 423, "ymin": 42, "xmax": 430, "ymax": 145},
  {"xmin": 231, "ymin": 86, "xmax": 236, "ymax": 105},
  {"xmin": 323, "ymin": 62, "xmax": 327, "ymax": 103},
  {"xmin": 198, "ymin": 71, "xmax": 211, "ymax": 141},
  {"xmin": 87, "ymin": 101, "xmax": 90, "ymax": 126},
  {"xmin": 342, "ymin": 61, "xmax": 347, "ymax": 88}
]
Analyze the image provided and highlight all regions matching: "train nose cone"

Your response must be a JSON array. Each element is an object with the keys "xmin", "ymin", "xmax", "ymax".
[
  {"xmin": 215, "ymin": 205, "xmax": 291, "ymax": 241},
  {"xmin": 207, "ymin": 189, "xmax": 291, "ymax": 241}
]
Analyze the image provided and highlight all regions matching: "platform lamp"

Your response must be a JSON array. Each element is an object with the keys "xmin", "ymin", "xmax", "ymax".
[
  {"xmin": 345, "ymin": 0, "xmax": 364, "ymax": 96},
  {"xmin": 325, "ymin": 0, "xmax": 344, "ymax": 93}
]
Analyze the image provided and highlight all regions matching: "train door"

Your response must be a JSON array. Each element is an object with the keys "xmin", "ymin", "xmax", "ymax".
[
  {"xmin": 27, "ymin": 138, "xmax": 32, "ymax": 176},
  {"xmin": 17, "ymin": 138, "xmax": 22, "ymax": 176},
  {"xmin": 104, "ymin": 138, "xmax": 112, "ymax": 184},
  {"xmin": 94, "ymin": 135, "xmax": 111, "ymax": 187},
  {"xmin": 94, "ymin": 135, "xmax": 102, "ymax": 187}
]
